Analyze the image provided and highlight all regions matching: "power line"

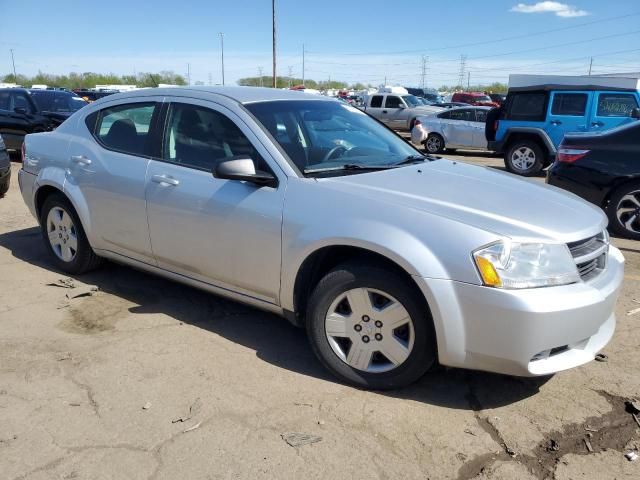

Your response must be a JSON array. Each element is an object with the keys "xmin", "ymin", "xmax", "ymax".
[{"xmin": 305, "ymin": 11, "xmax": 640, "ymax": 57}]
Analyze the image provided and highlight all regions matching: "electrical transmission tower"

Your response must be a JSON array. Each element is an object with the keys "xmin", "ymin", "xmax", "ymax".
[
  {"xmin": 458, "ymin": 55, "xmax": 467, "ymax": 89},
  {"xmin": 288, "ymin": 66, "xmax": 293, "ymax": 88},
  {"xmin": 420, "ymin": 55, "xmax": 428, "ymax": 89}
]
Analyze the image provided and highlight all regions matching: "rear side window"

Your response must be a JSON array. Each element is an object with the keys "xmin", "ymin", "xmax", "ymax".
[
  {"xmin": 449, "ymin": 109, "xmax": 474, "ymax": 121},
  {"xmin": 551, "ymin": 93, "xmax": 587, "ymax": 116},
  {"xmin": 437, "ymin": 111, "xmax": 451, "ymax": 119},
  {"xmin": 597, "ymin": 93, "xmax": 639, "ymax": 117},
  {"xmin": 506, "ymin": 93, "xmax": 547, "ymax": 121},
  {"xmin": 94, "ymin": 102, "xmax": 156, "ymax": 156},
  {"xmin": 370, "ymin": 96, "xmax": 383, "ymax": 108}
]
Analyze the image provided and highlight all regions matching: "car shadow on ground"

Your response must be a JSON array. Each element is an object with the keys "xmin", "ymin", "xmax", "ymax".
[{"xmin": 0, "ymin": 226, "xmax": 549, "ymax": 409}]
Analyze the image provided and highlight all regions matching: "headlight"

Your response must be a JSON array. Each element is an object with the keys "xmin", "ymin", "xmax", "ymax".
[{"xmin": 473, "ymin": 241, "xmax": 579, "ymax": 289}]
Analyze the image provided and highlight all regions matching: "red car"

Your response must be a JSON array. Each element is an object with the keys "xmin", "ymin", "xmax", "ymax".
[{"xmin": 451, "ymin": 92, "xmax": 499, "ymax": 107}]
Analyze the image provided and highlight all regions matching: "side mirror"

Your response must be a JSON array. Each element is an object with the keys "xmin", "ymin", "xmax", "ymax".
[
  {"xmin": 213, "ymin": 157, "xmax": 277, "ymax": 187},
  {"xmin": 14, "ymin": 107, "xmax": 27, "ymax": 115},
  {"xmin": 631, "ymin": 108, "xmax": 640, "ymax": 119},
  {"xmin": 397, "ymin": 104, "xmax": 405, "ymax": 109}
]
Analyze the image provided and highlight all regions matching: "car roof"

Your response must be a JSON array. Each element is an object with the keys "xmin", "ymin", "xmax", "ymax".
[{"xmin": 99, "ymin": 86, "xmax": 336, "ymax": 105}]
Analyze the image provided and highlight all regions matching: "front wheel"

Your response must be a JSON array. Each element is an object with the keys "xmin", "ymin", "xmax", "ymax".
[
  {"xmin": 505, "ymin": 140, "xmax": 544, "ymax": 176},
  {"xmin": 606, "ymin": 182, "xmax": 640, "ymax": 240},
  {"xmin": 306, "ymin": 263, "xmax": 436, "ymax": 389}
]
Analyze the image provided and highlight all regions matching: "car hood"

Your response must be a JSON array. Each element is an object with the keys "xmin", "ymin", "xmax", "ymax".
[{"xmin": 323, "ymin": 159, "xmax": 606, "ymax": 242}]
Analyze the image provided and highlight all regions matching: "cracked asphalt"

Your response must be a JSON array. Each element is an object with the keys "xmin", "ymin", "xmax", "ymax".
[{"xmin": 1, "ymin": 157, "xmax": 639, "ymax": 480}]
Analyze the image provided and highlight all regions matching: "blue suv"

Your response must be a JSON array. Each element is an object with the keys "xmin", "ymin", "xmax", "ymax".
[{"xmin": 487, "ymin": 82, "xmax": 640, "ymax": 176}]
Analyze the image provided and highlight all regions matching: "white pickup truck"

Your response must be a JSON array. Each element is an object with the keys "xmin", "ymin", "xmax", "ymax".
[{"xmin": 362, "ymin": 87, "xmax": 442, "ymax": 131}]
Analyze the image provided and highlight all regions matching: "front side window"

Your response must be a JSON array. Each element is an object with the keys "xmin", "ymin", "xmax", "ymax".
[
  {"xmin": 402, "ymin": 95, "xmax": 421, "ymax": 107},
  {"xmin": 551, "ymin": 93, "xmax": 587, "ymax": 116},
  {"xmin": 95, "ymin": 102, "xmax": 156, "ymax": 156},
  {"xmin": 246, "ymin": 100, "xmax": 418, "ymax": 174},
  {"xmin": 385, "ymin": 96, "xmax": 404, "ymax": 108},
  {"xmin": 475, "ymin": 109, "xmax": 488, "ymax": 122},
  {"xmin": 506, "ymin": 93, "xmax": 547, "ymax": 121},
  {"xmin": 370, "ymin": 95, "xmax": 383, "ymax": 108},
  {"xmin": 164, "ymin": 103, "xmax": 265, "ymax": 172},
  {"xmin": 597, "ymin": 93, "xmax": 639, "ymax": 117}
]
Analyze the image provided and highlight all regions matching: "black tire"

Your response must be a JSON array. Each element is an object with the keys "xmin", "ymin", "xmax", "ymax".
[
  {"xmin": 0, "ymin": 171, "xmax": 9, "ymax": 197},
  {"xmin": 606, "ymin": 181, "xmax": 640, "ymax": 240},
  {"xmin": 306, "ymin": 262, "xmax": 436, "ymax": 390},
  {"xmin": 40, "ymin": 193, "xmax": 103, "ymax": 274},
  {"xmin": 504, "ymin": 140, "xmax": 544, "ymax": 176},
  {"xmin": 424, "ymin": 133, "xmax": 445, "ymax": 154}
]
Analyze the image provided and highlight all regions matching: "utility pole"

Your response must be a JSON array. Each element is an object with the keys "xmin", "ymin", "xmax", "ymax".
[
  {"xmin": 287, "ymin": 66, "xmax": 293, "ymax": 88},
  {"xmin": 384, "ymin": 75, "xmax": 387, "ymax": 86},
  {"xmin": 588, "ymin": 57, "xmax": 593, "ymax": 76},
  {"xmin": 302, "ymin": 43, "xmax": 305, "ymax": 86},
  {"xmin": 458, "ymin": 54, "xmax": 467, "ymax": 90},
  {"xmin": 467, "ymin": 71, "xmax": 471, "ymax": 90},
  {"xmin": 187, "ymin": 63, "xmax": 191, "ymax": 86},
  {"xmin": 420, "ymin": 55, "xmax": 428, "ymax": 89},
  {"xmin": 208, "ymin": 72, "xmax": 212, "ymax": 86},
  {"xmin": 258, "ymin": 67, "xmax": 263, "ymax": 87},
  {"xmin": 272, "ymin": 0, "xmax": 276, "ymax": 88},
  {"xmin": 219, "ymin": 32, "xmax": 225, "ymax": 86},
  {"xmin": 9, "ymin": 49, "xmax": 16, "ymax": 79}
]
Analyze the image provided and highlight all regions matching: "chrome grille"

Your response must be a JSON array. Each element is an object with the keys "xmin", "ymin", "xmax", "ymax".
[{"xmin": 567, "ymin": 233, "xmax": 608, "ymax": 281}]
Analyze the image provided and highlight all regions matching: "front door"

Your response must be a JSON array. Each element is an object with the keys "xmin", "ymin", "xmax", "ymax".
[
  {"xmin": 144, "ymin": 100, "xmax": 285, "ymax": 304},
  {"xmin": 471, "ymin": 108, "xmax": 489, "ymax": 149},
  {"xmin": 546, "ymin": 92, "xmax": 591, "ymax": 147},
  {"xmin": 383, "ymin": 95, "xmax": 406, "ymax": 129},
  {"xmin": 66, "ymin": 99, "xmax": 161, "ymax": 264}
]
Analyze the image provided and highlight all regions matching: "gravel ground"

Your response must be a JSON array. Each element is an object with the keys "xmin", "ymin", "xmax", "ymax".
[{"xmin": 1, "ymin": 158, "xmax": 639, "ymax": 480}]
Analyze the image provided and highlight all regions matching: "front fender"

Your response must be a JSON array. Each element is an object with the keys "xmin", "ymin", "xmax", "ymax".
[{"xmin": 280, "ymin": 219, "xmax": 449, "ymax": 312}]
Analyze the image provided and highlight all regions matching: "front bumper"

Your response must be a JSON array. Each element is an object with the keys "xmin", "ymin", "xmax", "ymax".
[{"xmin": 417, "ymin": 245, "xmax": 624, "ymax": 376}]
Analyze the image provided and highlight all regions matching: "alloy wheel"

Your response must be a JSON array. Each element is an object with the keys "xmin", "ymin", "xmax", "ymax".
[
  {"xmin": 426, "ymin": 136, "xmax": 442, "ymax": 153},
  {"xmin": 324, "ymin": 288, "xmax": 414, "ymax": 373},
  {"xmin": 46, "ymin": 206, "xmax": 78, "ymax": 262},
  {"xmin": 511, "ymin": 146, "xmax": 536, "ymax": 171},
  {"xmin": 616, "ymin": 189, "xmax": 640, "ymax": 234}
]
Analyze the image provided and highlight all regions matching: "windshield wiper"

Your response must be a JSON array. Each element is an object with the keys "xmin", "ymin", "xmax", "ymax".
[
  {"xmin": 303, "ymin": 163, "xmax": 394, "ymax": 174},
  {"xmin": 393, "ymin": 154, "xmax": 429, "ymax": 166}
]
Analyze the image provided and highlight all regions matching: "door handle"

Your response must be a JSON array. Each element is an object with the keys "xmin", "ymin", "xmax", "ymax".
[
  {"xmin": 550, "ymin": 120, "xmax": 562, "ymax": 126},
  {"xmin": 151, "ymin": 174, "xmax": 179, "ymax": 186},
  {"xmin": 382, "ymin": 110, "xmax": 387, "ymax": 114},
  {"xmin": 71, "ymin": 155, "xmax": 92, "ymax": 166},
  {"xmin": 591, "ymin": 121, "xmax": 604, "ymax": 127}
]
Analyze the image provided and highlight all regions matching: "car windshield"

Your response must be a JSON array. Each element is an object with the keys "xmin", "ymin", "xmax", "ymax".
[
  {"xmin": 246, "ymin": 100, "xmax": 419, "ymax": 175},
  {"xmin": 402, "ymin": 95, "xmax": 421, "ymax": 107},
  {"xmin": 31, "ymin": 92, "xmax": 87, "ymax": 113},
  {"xmin": 472, "ymin": 95, "xmax": 492, "ymax": 103}
]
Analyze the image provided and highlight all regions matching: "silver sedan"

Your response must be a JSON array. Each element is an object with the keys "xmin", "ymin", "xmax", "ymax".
[
  {"xmin": 19, "ymin": 87, "xmax": 623, "ymax": 389},
  {"xmin": 416, "ymin": 106, "xmax": 491, "ymax": 154}
]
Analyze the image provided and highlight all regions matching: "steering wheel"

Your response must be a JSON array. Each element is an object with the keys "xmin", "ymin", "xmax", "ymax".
[{"xmin": 322, "ymin": 145, "xmax": 349, "ymax": 163}]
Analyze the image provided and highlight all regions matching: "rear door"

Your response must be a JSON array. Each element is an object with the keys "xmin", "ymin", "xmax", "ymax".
[
  {"xmin": 546, "ymin": 91, "xmax": 590, "ymax": 146},
  {"xmin": 366, "ymin": 95, "xmax": 385, "ymax": 122},
  {"xmin": 66, "ymin": 98, "xmax": 162, "ymax": 264},
  {"xmin": 590, "ymin": 91, "xmax": 639, "ymax": 132},
  {"xmin": 443, "ymin": 108, "xmax": 475, "ymax": 147}
]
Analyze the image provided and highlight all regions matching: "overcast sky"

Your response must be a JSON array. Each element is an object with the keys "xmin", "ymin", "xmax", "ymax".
[{"xmin": 1, "ymin": 0, "xmax": 639, "ymax": 87}]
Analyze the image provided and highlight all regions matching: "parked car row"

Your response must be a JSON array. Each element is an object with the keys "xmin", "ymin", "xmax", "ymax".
[{"xmin": 0, "ymin": 88, "xmax": 88, "ymax": 151}]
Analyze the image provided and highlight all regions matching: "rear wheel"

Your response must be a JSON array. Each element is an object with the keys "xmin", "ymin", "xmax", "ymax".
[
  {"xmin": 505, "ymin": 140, "xmax": 544, "ymax": 176},
  {"xmin": 424, "ymin": 133, "xmax": 444, "ymax": 154},
  {"xmin": 306, "ymin": 262, "xmax": 436, "ymax": 389},
  {"xmin": 40, "ymin": 193, "xmax": 103, "ymax": 274},
  {"xmin": 606, "ymin": 182, "xmax": 640, "ymax": 240}
]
